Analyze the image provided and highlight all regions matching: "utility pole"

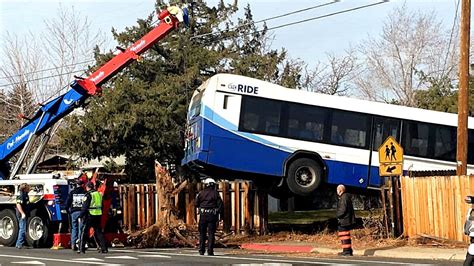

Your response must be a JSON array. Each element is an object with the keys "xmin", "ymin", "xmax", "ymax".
[{"xmin": 457, "ymin": 0, "xmax": 471, "ymax": 176}]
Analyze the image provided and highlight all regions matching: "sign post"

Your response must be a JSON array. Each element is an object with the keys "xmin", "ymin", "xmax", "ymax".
[{"xmin": 378, "ymin": 136, "xmax": 404, "ymax": 238}]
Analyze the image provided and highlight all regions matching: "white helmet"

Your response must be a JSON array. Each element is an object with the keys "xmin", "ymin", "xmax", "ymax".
[{"xmin": 203, "ymin": 178, "xmax": 216, "ymax": 186}]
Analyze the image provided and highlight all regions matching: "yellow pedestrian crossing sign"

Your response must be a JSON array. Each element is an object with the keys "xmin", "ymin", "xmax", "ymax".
[{"xmin": 378, "ymin": 136, "xmax": 404, "ymax": 176}]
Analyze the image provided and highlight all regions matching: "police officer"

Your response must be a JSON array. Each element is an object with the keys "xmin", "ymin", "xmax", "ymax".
[
  {"xmin": 195, "ymin": 178, "xmax": 223, "ymax": 256},
  {"xmin": 66, "ymin": 178, "xmax": 86, "ymax": 251},
  {"xmin": 78, "ymin": 182, "xmax": 108, "ymax": 254}
]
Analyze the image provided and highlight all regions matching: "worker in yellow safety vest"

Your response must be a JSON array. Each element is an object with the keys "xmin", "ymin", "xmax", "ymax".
[{"xmin": 78, "ymin": 182, "xmax": 108, "ymax": 254}]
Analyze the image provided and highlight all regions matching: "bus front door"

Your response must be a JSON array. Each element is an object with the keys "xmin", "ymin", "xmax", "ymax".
[{"xmin": 368, "ymin": 117, "xmax": 401, "ymax": 188}]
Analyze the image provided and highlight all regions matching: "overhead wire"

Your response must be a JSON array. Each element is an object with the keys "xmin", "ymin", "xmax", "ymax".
[
  {"xmin": 190, "ymin": 0, "xmax": 340, "ymax": 40},
  {"xmin": 0, "ymin": 1, "xmax": 389, "ymax": 89},
  {"xmin": 442, "ymin": 0, "xmax": 460, "ymax": 77},
  {"xmin": 0, "ymin": 69, "xmax": 88, "ymax": 88},
  {"xmin": 0, "ymin": 60, "xmax": 95, "ymax": 80},
  {"xmin": 0, "ymin": 1, "xmax": 339, "ymax": 88},
  {"xmin": 262, "ymin": 1, "xmax": 388, "ymax": 32},
  {"xmin": 29, "ymin": 66, "xmax": 91, "ymax": 105},
  {"xmin": 193, "ymin": 1, "xmax": 389, "ymax": 46}
]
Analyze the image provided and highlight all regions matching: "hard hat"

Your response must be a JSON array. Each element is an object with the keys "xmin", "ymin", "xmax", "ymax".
[{"xmin": 203, "ymin": 178, "xmax": 216, "ymax": 185}]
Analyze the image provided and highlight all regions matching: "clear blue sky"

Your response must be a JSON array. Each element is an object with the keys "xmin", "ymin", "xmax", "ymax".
[{"xmin": 0, "ymin": 0, "xmax": 461, "ymax": 66}]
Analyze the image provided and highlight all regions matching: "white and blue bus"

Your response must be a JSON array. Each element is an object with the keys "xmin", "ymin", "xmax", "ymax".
[{"xmin": 182, "ymin": 73, "xmax": 474, "ymax": 197}]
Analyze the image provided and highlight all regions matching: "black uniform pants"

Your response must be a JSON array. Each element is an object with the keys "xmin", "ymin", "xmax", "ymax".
[
  {"xmin": 79, "ymin": 214, "xmax": 107, "ymax": 252},
  {"xmin": 199, "ymin": 213, "xmax": 218, "ymax": 254}
]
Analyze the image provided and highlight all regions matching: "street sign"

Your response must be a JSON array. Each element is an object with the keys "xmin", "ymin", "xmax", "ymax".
[
  {"xmin": 379, "ymin": 163, "xmax": 403, "ymax": 176},
  {"xmin": 378, "ymin": 136, "xmax": 404, "ymax": 176}
]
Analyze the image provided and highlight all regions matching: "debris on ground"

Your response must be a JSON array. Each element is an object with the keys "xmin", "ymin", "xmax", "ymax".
[{"xmin": 410, "ymin": 234, "xmax": 467, "ymax": 249}]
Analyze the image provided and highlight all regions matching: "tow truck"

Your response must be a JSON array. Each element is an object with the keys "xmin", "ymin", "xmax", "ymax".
[{"xmin": 0, "ymin": 5, "xmax": 188, "ymax": 247}]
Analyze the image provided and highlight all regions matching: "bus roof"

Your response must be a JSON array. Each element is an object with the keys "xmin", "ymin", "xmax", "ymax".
[{"xmin": 207, "ymin": 73, "xmax": 473, "ymax": 128}]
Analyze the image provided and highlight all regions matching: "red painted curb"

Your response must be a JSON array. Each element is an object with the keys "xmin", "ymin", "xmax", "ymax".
[{"xmin": 240, "ymin": 243, "xmax": 314, "ymax": 253}]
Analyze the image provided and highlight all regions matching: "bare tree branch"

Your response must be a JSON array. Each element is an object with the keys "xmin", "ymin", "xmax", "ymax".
[
  {"xmin": 354, "ymin": 4, "xmax": 459, "ymax": 106},
  {"xmin": 304, "ymin": 49, "xmax": 358, "ymax": 96}
]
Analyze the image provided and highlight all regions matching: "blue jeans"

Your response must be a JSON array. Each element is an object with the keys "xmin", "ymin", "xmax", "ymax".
[
  {"xmin": 70, "ymin": 211, "xmax": 82, "ymax": 249},
  {"xmin": 15, "ymin": 213, "xmax": 26, "ymax": 248}
]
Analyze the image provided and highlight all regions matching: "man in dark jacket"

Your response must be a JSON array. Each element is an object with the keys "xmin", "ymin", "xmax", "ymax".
[
  {"xmin": 336, "ymin": 184, "xmax": 356, "ymax": 256},
  {"xmin": 78, "ymin": 182, "xmax": 107, "ymax": 254},
  {"xmin": 195, "ymin": 178, "xmax": 223, "ymax": 256},
  {"xmin": 66, "ymin": 178, "xmax": 86, "ymax": 251}
]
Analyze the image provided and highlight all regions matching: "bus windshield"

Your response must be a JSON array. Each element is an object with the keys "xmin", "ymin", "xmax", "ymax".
[{"xmin": 187, "ymin": 90, "xmax": 204, "ymax": 120}]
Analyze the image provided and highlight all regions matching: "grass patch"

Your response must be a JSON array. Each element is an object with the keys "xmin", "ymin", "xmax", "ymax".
[{"xmin": 269, "ymin": 209, "xmax": 380, "ymax": 224}]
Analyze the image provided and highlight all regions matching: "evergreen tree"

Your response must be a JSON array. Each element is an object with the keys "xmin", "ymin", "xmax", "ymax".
[
  {"xmin": 59, "ymin": 2, "xmax": 301, "ymax": 182},
  {"xmin": 414, "ymin": 71, "xmax": 474, "ymax": 116}
]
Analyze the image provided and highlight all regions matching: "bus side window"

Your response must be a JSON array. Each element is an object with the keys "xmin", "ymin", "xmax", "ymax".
[
  {"xmin": 288, "ymin": 119, "xmax": 299, "ymax": 138},
  {"xmin": 331, "ymin": 126, "xmax": 344, "ymax": 144},
  {"xmin": 331, "ymin": 111, "xmax": 369, "ymax": 148},
  {"xmin": 403, "ymin": 121, "xmax": 429, "ymax": 157},
  {"xmin": 223, "ymin": 95, "xmax": 229, "ymax": 109},
  {"xmin": 243, "ymin": 112, "xmax": 259, "ymax": 131},
  {"xmin": 434, "ymin": 126, "xmax": 456, "ymax": 161},
  {"xmin": 468, "ymin": 129, "xmax": 474, "ymax": 164}
]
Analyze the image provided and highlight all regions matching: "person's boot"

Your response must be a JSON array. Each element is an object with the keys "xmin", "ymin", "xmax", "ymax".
[{"xmin": 338, "ymin": 248, "xmax": 353, "ymax": 256}]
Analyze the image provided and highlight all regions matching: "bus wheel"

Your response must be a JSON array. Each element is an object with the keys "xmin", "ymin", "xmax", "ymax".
[
  {"xmin": 0, "ymin": 209, "xmax": 19, "ymax": 246},
  {"xmin": 26, "ymin": 209, "xmax": 51, "ymax": 248},
  {"xmin": 286, "ymin": 158, "xmax": 322, "ymax": 196}
]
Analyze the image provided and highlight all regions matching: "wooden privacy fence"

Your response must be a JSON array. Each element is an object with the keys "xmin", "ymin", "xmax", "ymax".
[
  {"xmin": 118, "ymin": 181, "xmax": 268, "ymax": 234},
  {"xmin": 401, "ymin": 175, "xmax": 474, "ymax": 242}
]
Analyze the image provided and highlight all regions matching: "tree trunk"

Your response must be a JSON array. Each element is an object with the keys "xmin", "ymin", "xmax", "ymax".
[{"xmin": 128, "ymin": 162, "xmax": 194, "ymax": 248}]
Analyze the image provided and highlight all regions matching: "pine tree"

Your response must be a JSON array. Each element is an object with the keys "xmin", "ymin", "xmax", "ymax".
[{"xmin": 59, "ymin": 2, "xmax": 302, "ymax": 182}]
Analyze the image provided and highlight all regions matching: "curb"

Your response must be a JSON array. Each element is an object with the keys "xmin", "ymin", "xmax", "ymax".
[
  {"xmin": 241, "ymin": 243, "xmax": 466, "ymax": 261},
  {"xmin": 368, "ymin": 247, "xmax": 466, "ymax": 261},
  {"xmin": 240, "ymin": 243, "xmax": 314, "ymax": 253}
]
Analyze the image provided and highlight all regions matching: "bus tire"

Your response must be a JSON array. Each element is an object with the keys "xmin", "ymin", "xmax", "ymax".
[
  {"xmin": 26, "ymin": 209, "xmax": 51, "ymax": 248},
  {"xmin": 286, "ymin": 158, "xmax": 322, "ymax": 196},
  {"xmin": 0, "ymin": 209, "xmax": 19, "ymax": 247}
]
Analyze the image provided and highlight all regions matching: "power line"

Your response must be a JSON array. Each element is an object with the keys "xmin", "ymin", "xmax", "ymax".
[
  {"xmin": 0, "ymin": 60, "xmax": 95, "ymax": 80},
  {"xmin": 255, "ymin": 0, "xmax": 340, "ymax": 24},
  {"xmin": 190, "ymin": 0, "xmax": 340, "ymax": 40},
  {"xmin": 264, "ymin": 1, "xmax": 389, "ymax": 32},
  {"xmin": 0, "ymin": 69, "xmax": 88, "ymax": 88},
  {"xmin": 0, "ymin": 2, "xmax": 337, "ymax": 88},
  {"xmin": 442, "ymin": 0, "xmax": 460, "ymax": 76},
  {"xmin": 0, "ymin": 1, "xmax": 389, "ymax": 88},
  {"xmin": 195, "ymin": 1, "xmax": 389, "ymax": 45}
]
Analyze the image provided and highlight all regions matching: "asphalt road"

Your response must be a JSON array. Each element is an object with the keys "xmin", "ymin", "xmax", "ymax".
[{"xmin": 0, "ymin": 247, "xmax": 460, "ymax": 265}]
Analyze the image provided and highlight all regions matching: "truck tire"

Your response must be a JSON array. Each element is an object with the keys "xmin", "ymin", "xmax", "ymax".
[
  {"xmin": 0, "ymin": 209, "xmax": 19, "ymax": 247},
  {"xmin": 26, "ymin": 209, "xmax": 52, "ymax": 248},
  {"xmin": 286, "ymin": 158, "xmax": 322, "ymax": 196}
]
